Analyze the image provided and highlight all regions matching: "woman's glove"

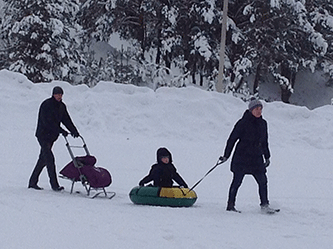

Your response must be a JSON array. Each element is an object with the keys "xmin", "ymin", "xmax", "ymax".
[{"xmin": 219, "ymin": 156, "xmax": 228, "ymax": 163}]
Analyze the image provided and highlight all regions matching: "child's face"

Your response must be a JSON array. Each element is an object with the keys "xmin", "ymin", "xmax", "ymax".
[{"xmin": 161, "ymin": 156, "xmax": 169, "ymax": 164}]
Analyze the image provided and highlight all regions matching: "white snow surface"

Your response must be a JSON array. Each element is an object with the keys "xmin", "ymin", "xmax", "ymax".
[{"xmin": 0, "ymin": 69, "xmax": 333, "ymax": 248}]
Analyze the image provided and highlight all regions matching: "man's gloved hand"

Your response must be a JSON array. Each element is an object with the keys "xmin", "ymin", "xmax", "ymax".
[
  {"xmin": 61, "ymin": 129, "xmax": 69, "ymax": 137},
  {"xmin": 139, "ymin": 180, "xmax": 145, "ymax": 186},
  {"xmin": 219, "ymin": 156, "xmax": 228, "ymax": 163},
  {"xmin": 264, "ymin": 158, "xmax": 270, "ymax": 168},
  {"xmin": 71, "ymin": 131, "xmax": 80, "ymax": 138}
]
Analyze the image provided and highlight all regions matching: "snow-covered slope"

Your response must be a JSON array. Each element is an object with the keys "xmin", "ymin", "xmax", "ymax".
[{"xmin": 0, "ymin": 69, "xmax": 333, "ymax": 248}]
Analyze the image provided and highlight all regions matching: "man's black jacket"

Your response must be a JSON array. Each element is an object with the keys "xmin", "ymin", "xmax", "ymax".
[{"xmin": 35, "ymin": 96, "xmax": 78, "ymax": 142}]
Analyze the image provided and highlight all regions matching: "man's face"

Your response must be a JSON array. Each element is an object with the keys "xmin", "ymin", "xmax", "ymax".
[{"xmin": 53, "ymin": 94, "xmax": 63, "ymax": 102}]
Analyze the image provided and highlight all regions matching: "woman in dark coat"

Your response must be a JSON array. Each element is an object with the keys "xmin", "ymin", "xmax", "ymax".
[
  {"xmin": 220, "ymin": 99, "xmax": 272, "ymax": 213},
  {"xmin": 139, "ymin": 147, "xmax": 188, "ymax": 188}
]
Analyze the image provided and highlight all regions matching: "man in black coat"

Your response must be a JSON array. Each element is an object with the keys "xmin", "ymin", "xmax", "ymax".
[
  {"xmin": 139, "ymin": 147, "xmax": 188, "ymax": 188},
  {"xmin": 220, "ymin": 99, "xmax": 272, "ymax": 212},
  {"xmin": 28, "ymin": 86, "xmax": 80, "ymax": 191}
]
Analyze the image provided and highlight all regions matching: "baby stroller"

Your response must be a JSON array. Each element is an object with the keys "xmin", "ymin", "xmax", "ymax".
[{"xmin": 59, "ymin": 135, "xmax": 116, "ymax": 199}]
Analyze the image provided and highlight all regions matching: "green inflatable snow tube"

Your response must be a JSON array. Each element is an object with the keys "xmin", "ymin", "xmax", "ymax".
[{"xmin": 129, "ymin": 186, "xmax": 197, "ymax": 207}]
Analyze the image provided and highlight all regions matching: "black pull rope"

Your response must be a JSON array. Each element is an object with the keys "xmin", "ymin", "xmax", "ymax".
[{"xmin": 186, "ymin": 159, "xmax": 224, "ymax": 194}]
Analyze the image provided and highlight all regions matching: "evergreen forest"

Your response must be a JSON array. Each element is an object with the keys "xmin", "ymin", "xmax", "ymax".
[{"xmin": 1, "ymin": 0, "xmax": 333, "ymax": 103}]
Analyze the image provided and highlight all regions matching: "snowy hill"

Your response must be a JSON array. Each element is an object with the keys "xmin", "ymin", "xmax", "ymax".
[{"xmin": 0, "ymin": 69, "xmax": 333, "ymax": 248}]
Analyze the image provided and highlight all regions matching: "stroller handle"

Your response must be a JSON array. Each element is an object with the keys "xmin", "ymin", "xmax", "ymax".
[{"xmin": 62, "ymin": 134, "xmax": 90, "ymax": 163}]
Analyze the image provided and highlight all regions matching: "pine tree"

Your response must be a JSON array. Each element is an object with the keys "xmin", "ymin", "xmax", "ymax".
[
  {"xmin": 0, "ymin": 0, "xmax": 83, "ymax": 83},
  {"xmin": 173, "ymin": 0, "xmax": 220, "ymax": 86},
  {"xmin": 227, "ymin": 0, "xmax": 330, "ymax": 102},
  {"xmin": 78, "ymin": 0, "xmax": 113, "ymax": 42},
  {"xmin": 306, "ymin": 1, "xmax": 333, "ymax": 80}
]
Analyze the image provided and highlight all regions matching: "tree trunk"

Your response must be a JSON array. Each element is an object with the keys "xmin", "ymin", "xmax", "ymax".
[
  {"xmin": 138, "ymin": 12, "xmax": 145, "ymax": 62},
  {"xmin": 155, "ymin": 6, "xmax": 162, "ymax": 65},
  {"xmin": 164, "ymin": 51, "xmax": 171, "ymax": 73},
  {"xmin": 192, "ymin": 57, "xmax": 197, "ymax": 85},
  {"xmin": 253, "ymin": 61, "xmax": 262, "ymax": 94},
  {"xmin": 280, "ymin": 61, "xmax": 296, "ymax": 103}
]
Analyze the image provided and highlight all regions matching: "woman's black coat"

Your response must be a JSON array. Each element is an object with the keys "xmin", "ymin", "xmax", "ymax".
[{"xmin": 223, "ymin": 110, "xmax": 270, "ymax": 174}]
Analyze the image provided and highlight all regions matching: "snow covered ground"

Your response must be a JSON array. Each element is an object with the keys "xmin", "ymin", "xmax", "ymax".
[{"xmin": 0, "ymin": 69, "xmax": 333, "ymax": 248}]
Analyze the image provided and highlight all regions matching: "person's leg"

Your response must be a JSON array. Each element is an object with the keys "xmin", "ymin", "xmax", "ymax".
[
  {"xmin": 40, "ymin": 140, "xmax": 62, "ymax": 190},
  {"xmin": 252, "ymin": 172, "xmax": 269, "ymax": 206},
  {"xmin": 226, "ymin": 172, "xmax": 245, "ymax": 210},
  {"xmin": 28, "ymin": 142, "xmax": 47, "ymax": 189},
  {"xmin": 33, "ymin": 138, "xmax": 62, "ymax": 190}
]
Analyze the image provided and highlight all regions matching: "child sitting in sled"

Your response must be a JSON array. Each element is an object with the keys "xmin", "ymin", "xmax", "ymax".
[{"xmin": 139, "ymin": 147, "xmax": 188, "ymax": 188}]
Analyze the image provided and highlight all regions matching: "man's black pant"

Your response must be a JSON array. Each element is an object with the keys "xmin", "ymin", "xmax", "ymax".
[
  {"xmin": 227, "ymin": 171, "xmax": 269, "ymax": 206},
  {"xmin": 29, "ymin": 138, "xmax": 60, "ymax": 189}
]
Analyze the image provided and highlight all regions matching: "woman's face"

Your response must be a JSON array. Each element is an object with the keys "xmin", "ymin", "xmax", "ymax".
[{"xmin": 251, "ymin": 106, "xmax": 262, "ymax": 118}]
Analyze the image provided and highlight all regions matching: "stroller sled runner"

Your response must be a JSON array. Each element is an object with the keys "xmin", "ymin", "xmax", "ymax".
[{"xmin": 59, "ymin": 135, "xmax": 116, "ymax": 199}]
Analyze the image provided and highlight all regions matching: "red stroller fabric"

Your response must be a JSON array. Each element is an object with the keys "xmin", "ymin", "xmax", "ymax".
[{"xmin": 60, "ymin": 155, "xmax": 112, "ymax": 188}]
